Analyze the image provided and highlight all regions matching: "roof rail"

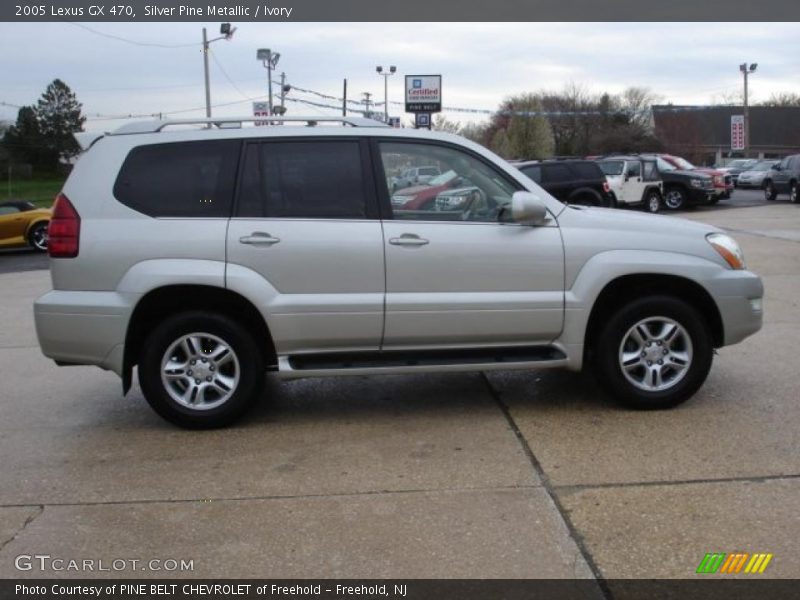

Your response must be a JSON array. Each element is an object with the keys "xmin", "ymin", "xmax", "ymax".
[{"xmin": 111, "ymin": 116, "xmax": 389, "ymax": 135}]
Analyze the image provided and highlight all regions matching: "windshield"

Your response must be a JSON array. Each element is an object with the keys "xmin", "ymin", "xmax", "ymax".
[
  {"xmin": 667, "ymin": 156, "xmax": 696, "ymax": 170},
  {"xmin": 749, "ymin": 161, "xmax": 775, "ymax": 172},
  {"xmin": 427, "ymin": 169, "xmax": 458, "ymax": 186},
  {"xmin": 728, "ymin": 160, "xmax": 750, "ymax": 169},
  {"xmin": 656, "ymin": 157, "xmax": 676, "ymax": 172},
  {"xmin": 598, "ymin": 161, "xmax": 624, "ymax": 176}
]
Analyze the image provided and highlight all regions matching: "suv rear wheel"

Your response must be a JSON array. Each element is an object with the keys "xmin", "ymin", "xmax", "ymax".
[
  {"xmin": 644, "ymin": 190, "xmax": 661, "ymax": 213},
  {"xmin": 663, "ymin": 187, "xmax": 687, "ymax": 210},
  {"xmin": 593, "ymin": 296, "xmax": 713, "ymax": 410},
  {"xmin": 139, "ymin": 311, "xmax": 264, "ymax": 428}
]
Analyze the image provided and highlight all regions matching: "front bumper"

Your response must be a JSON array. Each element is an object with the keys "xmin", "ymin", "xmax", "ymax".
[
  {"xmin": 702, "ymin": 269, "xmax": 764, "ymax": 346},
  {"xmin": 34, "ymin": 290, "xmax": 136, "ymax": 376}
]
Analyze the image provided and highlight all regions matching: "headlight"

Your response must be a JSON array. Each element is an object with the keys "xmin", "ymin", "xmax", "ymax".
[
  {"xmin": 391, "ymin": 194, "xmax": 410, "ymax": 206},
  {"xmin": 690, "ymin": 178, "xmax": 704, "ymax": 188},
  {"xmin": 707, "ymin": 233, "xmax": 745, "ymax": 269}
]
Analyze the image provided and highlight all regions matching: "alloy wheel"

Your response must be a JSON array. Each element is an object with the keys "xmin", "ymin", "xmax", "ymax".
[{"xmin": 618, "ymin": 317, "xmax": 693, "ymax": 392}]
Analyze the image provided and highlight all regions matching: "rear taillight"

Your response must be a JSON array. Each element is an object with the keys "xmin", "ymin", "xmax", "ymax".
[
  {"xmin": 603, "ymin": 181, "xmax": 610, "ymax": 193},
  {"xmin": 48, "ymin": 193, "xmax": 80, "ymax": 258}
]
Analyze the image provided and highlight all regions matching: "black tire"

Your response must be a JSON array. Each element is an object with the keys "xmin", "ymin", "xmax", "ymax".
[
  {"xmin": 663, "ymin": 187, "xmax": 687, "ymax": 210},
  {"xmin": 138, "ymin": 311, "xmax": 264, "ymax": 428},
  {"xmin": 644, "ymin": 190, "xmax": 661, "ymax": 214},
  {"xmin": 592, "ymin": 296, "xmax": 713, "ymax": 410},
  {"xmin": 569, "ymin": 190, "xmax": 604, "ymax": 207},
  {"xmin": 790, "ymin": 181, "xmax": 798, "ymax": 204},
  {"xmin": 28, "ymin": 222, "xmax": 49, "ymax": 252},
  {"xmin": 764, "ymin": 181, "xmax": 777, "ymax": 201}
]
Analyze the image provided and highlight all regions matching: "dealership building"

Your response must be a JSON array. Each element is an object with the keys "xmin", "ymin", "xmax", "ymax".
[{"xmin": 652, "ymin": 105, "xmax": 800, "ymax": 165}]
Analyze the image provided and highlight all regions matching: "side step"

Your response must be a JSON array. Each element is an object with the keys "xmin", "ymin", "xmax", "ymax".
[{"xmin": 276, "ymin": 346, "xmax": 568, "ymax": 379}]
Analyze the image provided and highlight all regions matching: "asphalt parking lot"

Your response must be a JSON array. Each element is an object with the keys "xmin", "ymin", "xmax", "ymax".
[{"xmin": 0, "ymin": 194, "xmax": 798, "ymax": 586}]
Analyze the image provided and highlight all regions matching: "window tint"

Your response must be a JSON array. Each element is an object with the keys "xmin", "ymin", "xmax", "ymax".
[
  {"xmin": 572, "ymin": 162, "xmax": 602, "ymax": 180},
  {"xmin": 380, "ymin": 142, "xmax": 518, "ymax": 223},
  {"xmin": 0, "ymin": 206, "xmax": 20, "ymax": 216},
  {"xmin": 114, "ymin": 140, "xmax": 239, "ymax": 217},
  {"xmin": 542, "ymin": 164, "xmax": 572, "ymax": 183},
  {"xmin": 520, "ymin": 165, "xmax": 542, "ymax": 182},
  {"xmin": 237, "ymin": 140, "xmax": 367, "ymax": 219}
]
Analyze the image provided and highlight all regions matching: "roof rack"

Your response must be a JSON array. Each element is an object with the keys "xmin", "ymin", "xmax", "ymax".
[{"xmin": 111, "ymin": 116, "xmax": 389, "ymax": 135}]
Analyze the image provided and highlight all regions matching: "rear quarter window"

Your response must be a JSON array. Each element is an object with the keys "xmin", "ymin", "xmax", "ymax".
[{"xmin": 113, "ymin": 140, "xmax": 240, "ymax": 217}]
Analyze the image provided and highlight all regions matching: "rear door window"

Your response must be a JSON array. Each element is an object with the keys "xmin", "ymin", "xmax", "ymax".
[
  {"xmin": 236, "ymin": 140, "xmax": 370, "ymax": 219},
  {"xmin": 519, "ymin": 165, "xmax": 542, "ymax": 183},
  {"xmin": 113, "ymin": 140, "xmax": 240, "ymax": 217}
]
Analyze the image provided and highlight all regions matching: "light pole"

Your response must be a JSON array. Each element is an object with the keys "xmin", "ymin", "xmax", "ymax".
[
  {"xmin": 257, "ymin": 49, "xmax": 281, "ymax": 115},
  {"xmin": 376, "ymin": 65, "xmax": 396, "ymax": 123},
  {"xmin": 202, "ymin": 23, "xmax": 236, "ymax": 118},
  {"xmin": 362, "ymin": 92, "xmax": 373, "ymax": 118},
  {"xmin": 740, "ymin": 62, "xmax": 757, "ymax": 156}
]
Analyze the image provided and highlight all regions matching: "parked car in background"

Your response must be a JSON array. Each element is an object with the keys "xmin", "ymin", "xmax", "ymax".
[
  {"xmin": 391, "ymin": 169, "xmax": 468, "ymax": 209},
  {"xmin": 658, "ymin": 154, "xmax": 732, "ymax": 204},
  {"xmin": 638, "ymin": 155, "xmax": 714, "ymax": 210},
  {"xmin": 514, "ymin": 159, "xmax": 614, "ymax": 207},
  {"xmin": 390, "ymin": 165, "xmax": 441, "ymax": 192},
  {"xmin": 597, "ymin": 156, "xmax": 663, "ymax": 213},
  {"xmin": 717, "ymin": 159, "xmax": 758, "ymax": 186},
  {"xmin": 0, "ymin": 200, "xmax": 51, "ymax": 252},
  {"xmin": 763, "ymin": 154, "xmax": 800, "ymax": 203},
  {"xmin": 736, "ymin": 161, "xmax": 778, "ymax": 190}
]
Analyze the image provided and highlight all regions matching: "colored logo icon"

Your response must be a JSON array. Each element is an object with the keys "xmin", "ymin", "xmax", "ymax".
[{"xmin": 696, "ymin": 552, "xmax": 773, "ymax": 574}]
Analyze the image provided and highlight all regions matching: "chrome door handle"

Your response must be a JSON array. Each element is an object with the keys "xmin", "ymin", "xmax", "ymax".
[
  {"xmin": 239, "ymin": 232, "xmax": 281, "ymax": 245},
  {"xmin": 389, "ymin": 234, "xmax": 429, "ymax": 246}
]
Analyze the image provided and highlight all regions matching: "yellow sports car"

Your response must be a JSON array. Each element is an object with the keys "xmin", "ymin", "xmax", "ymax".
[{"xmin": 0, "ymin": 201, "xmax": 51, "ymax": 252}]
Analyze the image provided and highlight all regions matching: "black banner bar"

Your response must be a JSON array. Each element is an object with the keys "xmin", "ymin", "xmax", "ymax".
[
  {"xmin": 5, "ymin": 579, "xmax": 800, "ymax": 600},
  {"xmin": 3, "ymin": 0, "xmax": 800, "ymax": 22}
]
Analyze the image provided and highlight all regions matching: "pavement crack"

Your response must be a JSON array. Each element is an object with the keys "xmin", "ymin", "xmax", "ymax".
[
  {"xmin": 481, "ymin": 372, "xmax": 614, "ymax": 600},
  {"xmin": 554, "ymin": 472, "xmax": 800, "ymax": 493},
  {"xmin": 0, "ymin": 505, "xmax": 44, "ymax": 553}
]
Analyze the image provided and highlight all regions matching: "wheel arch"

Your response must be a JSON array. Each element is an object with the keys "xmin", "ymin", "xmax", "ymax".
[
  {"xmin": 567, "ymin": 186, "xmax": 604, "ymax": 205},
  {"xmin": 123, "ymin": 284, "xmax": 277, "ymax": 394},
  {"xmin": 583, "ymin": 273, "xmax": 724, "ymax": 367},
  {"xmin": 24, "ymin": 217, "xmax": 50, "ymax": 238}
]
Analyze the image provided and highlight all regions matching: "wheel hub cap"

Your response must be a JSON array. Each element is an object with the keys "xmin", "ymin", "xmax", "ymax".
[
  {"xmin": 619, "ymin": 317, "xmax": 693, "ymax": 392},
  {"xmin": 160, "ymin": 333, "xmax": 240, "ymax": 411}
]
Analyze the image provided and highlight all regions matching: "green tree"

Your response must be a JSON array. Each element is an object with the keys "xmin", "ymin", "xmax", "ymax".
[
  {"xmin": 2, "ymin": 106, "xmax": 46, "ymax": 167},
  {"xmin": 432, "ymin": 115, "xmax": 463, "ymax": 134},
  {"xmin": 502, "ymin": 94, "xmax": 555, "ymax": 159},
  {"xmin": 36, "ymin": 79, "xmax": 86, "ymax": 169}
]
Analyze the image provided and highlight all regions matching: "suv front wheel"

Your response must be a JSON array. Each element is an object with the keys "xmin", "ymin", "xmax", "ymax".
[
  {"xmin": 139, "ymin": 311, "xmax": 264, "ymax": 428},
  {"xmin": 764, "ymin": 181, "xmax": 777, "ymax": 201},
  {"xmin": 593, "ymin": 296, "xmax": 713, "ymax": 410}
]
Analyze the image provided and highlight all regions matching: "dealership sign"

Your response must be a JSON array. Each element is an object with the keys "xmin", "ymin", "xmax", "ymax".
[
  {"xmin": 405, "ymin": 75, "xmax": 442, "ymax": 113},
  {"xmin": 253, "ymin": 101, "xmax": 270, "ymax": 126},
  {"xmin": 731, "ymin": 115, "xmax": 745, "ymax": 150}
]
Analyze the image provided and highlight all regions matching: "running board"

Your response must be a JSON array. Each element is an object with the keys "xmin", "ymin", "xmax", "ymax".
[{"xmin": 276, "ymin": 346, "xmax": 567, "ymax": 379}]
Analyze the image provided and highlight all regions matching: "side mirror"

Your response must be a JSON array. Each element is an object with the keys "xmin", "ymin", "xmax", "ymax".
[{"xmin": 511, "ymin": 191, "xmax": 548, "ymax": 226}]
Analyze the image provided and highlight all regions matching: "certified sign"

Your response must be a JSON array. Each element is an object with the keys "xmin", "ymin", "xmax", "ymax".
[
  {"xmin": 405, "ymin": 75, "xmax": 442, "ymax": 113},
  {"xmin": 253, "ymin": 102, "xmax": 269, "ymax": 126},
  {"xmin": 731, "ymin": 115, "xmax": 745, "ymax": 151}
]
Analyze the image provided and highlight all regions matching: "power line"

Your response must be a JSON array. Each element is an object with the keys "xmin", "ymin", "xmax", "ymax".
[
  {"xmin": 68, "ymin": 22, "xmax": 200, "ymax": 48},
  {"xmin": 208, "ymin": 48, "xmax": 252, "ymax": 101}
]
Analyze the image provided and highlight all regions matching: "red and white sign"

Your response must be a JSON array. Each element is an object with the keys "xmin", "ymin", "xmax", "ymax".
[
  {"xmin": 253, "ymin": 102, "xmax": 270, "ymax": 126},
  {"xmin": 731, "ymin": 115, "xmax": 745, "ymax": 151}
]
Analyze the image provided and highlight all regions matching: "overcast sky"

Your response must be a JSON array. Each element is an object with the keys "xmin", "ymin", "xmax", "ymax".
[{"xmin": 1, "ymin": 22, "xmax": 799, "ymax": 131}]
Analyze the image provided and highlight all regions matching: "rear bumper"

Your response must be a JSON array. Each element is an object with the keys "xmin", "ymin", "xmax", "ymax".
[{"xmin": 34, "ymin": 290, "xmax": 136, "ymax": 376}]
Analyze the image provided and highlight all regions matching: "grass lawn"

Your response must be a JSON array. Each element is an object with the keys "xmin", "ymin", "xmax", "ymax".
[{"xmin": 2, "ymin": 176, "xmax": 65, "ymax": 208}]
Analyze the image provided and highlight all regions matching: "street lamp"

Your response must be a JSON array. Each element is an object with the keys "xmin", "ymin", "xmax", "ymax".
[
  {"xmin": 376, "ymin": 65, "xmax": 396, "ymax": 123},
  {"xmin": 257, "ymin": 49, "xmax": 281, "ymax": 115},
  {"xmin": 740, "ymin": 62, "xmax": 757, "ymax": 156},
  {"xmin": 202, "ymin": 23, "xmax": 236, "ymax": 118}
]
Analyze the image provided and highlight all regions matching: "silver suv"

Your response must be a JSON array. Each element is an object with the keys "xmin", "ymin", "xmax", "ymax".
[{"xmin": 34, "ymin": 117, "xmax": 764, "ymax": 428}]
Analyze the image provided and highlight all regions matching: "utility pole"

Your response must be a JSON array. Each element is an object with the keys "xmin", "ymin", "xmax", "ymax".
[
  {"xmin": 279, "ymin": 72, "xmax": 287, "ymax": 113},
  {"xmin": 740, "ymin": 62, "xmax": 757, "ymax": 156},
  {"xmin": 362, "ymin": 92, "xmax": 372, "ymax": 118},
  {"xmin": 202, "ymin": 24, "xmax": 236, "ymax": 119},
  {"xmin": 342, "ymin": 79, "xmax": 347, "ymax": 117},
  {"xmin": 202, "ymin": 28, "xmax": 211, "ymax": 118},
  {"xmin": 376, "ymin": 65, "xmax": 396, "ymax": 123},
  {"xmin": 257, "ymin": 49, "xmax": 281, "ymax": 115}
]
